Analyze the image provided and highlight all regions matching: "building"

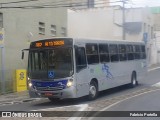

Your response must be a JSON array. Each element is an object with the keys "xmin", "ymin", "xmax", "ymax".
[
  {"xmin": 68, "ymin": 6, "xmax": 154, "ymax": 41},
  {"xmin": 0, "ymin": 0, "xmax": 155, "ymax": 93},
  {"xmin": 150, "ymin": 7, "xmax": 160, "ymax": 64},
  {"xmin": 0, "ymin": 7, "xmax": 68, "ymax": 93},
  {"xmin": 0, "ymin": 0, "xmax": 109, "ymax": 93}
]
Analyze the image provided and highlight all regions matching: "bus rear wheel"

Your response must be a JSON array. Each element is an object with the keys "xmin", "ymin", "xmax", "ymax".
[
  {"xmin": 88, "ymin": 81, "xmax": 98, "ymax": 100},
  {"xmin": 130, "ymin": 73, "xmax": 138, "ymax": 88}
]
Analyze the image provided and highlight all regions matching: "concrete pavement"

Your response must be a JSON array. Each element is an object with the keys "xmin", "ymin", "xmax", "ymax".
[{"xmin": 0, "ymin": 90, "xmax": 38, "ymax": 105}]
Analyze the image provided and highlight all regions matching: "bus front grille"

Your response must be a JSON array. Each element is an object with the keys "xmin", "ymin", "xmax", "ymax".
[{"xmin": 35, "ymin": 86, "xmax": 64, "ymax": 91}]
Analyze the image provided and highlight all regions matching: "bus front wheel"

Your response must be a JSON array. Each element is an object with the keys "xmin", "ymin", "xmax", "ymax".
[{"xmin": 88, "ymin": 81, "xmax": 98, "ymax": 100}]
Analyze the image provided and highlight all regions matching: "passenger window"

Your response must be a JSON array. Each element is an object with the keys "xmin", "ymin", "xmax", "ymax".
[
  {"xmin": 126, "ymin": 45, "xmax": 134, "ymax": 60},
  {"xmin": 140, "ymin": 45, "xmax": 146, "ymax": 59},
  {"xmin": 86, "ymin": 44, "xmax": 99, "ymax": 64},
  {"xmin": 99, "ymin": 44, "xmax": 110, "ymax": 63},
  {"xmin": 118, "ymin": 44, "xmax": 127, "ymax": 61},
  {"xmin": 109, "ymin": 44, "xmax": 119, "ymax": 62},
  {"xmin": 133, "ymin": 45, "xmax": 141, "ymax": 59},
  {"xmin": 75, "ymin": 47, "xmax": 87, "ymax": 72}
]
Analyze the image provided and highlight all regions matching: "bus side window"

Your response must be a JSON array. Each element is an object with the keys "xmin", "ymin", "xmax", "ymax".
[
  {"xmin": 109, "ymin": 44, "xmax": 119, "ymax": 62},
  {"xmin": 140, "ymin": 45, "xmax": 146, "ymax": 59},
  {"xmin": 75, "ymin": 47, "xmax": 87, "ymax": 72},
  {"xmin": 126, "ymin": 45, "xmax": 134, "ymax": 60},
  {"xmin": 134, "ymin": 45, "xmax": 141, "ymax": 59},
  {"xmin": 118, "ymin": 44, "xmax": 127, "ymax": 61},
  {"xmin": 99, "ymin": 44, "xmax": 110, "ymax": 63},
  {"xmin": 86, "ymin": 44, "xmax": 99, "ymax": 64}
]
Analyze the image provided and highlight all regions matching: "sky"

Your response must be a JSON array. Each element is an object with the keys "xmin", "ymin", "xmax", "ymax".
[
  {"xmin": 110, "ymin": 0, "xmax": 160, "ymax": 8},
  {"xmin": 131, "ymin": 0, "xmax": 160, "ymax": 7}
]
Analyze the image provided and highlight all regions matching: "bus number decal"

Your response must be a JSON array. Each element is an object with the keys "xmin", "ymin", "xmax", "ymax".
[{"xmin": 102, "ymin": 63, "xmax": 113, "ymax": 79}]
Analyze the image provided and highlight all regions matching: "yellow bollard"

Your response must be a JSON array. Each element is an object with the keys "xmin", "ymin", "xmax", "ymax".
[{"xmin": 15, "ymin": 69, "xmax": 27, "ymax": 92}]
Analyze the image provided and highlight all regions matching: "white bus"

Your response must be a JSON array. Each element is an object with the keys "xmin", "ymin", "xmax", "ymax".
[{"xmin": 23, "ymin": 38, "xmax": 147, "ymax": 101}]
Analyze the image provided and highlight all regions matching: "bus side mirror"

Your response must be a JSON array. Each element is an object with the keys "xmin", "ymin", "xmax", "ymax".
[{"xmin": 21, "ymin": 51, "xmax": 24, "ymax": 59}]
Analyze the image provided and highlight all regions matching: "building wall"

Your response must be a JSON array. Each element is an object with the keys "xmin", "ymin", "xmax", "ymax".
[
  {"xmin": 68, "ymin": 6, "xmax": 154, "ymax": 41},
  {"xmin": 68, "ymin": 6, "xmax": 123, "ymax": 40},
  {"xmin": 0, "ymin": 8, "xmax": 67, "ymax": 90},
  {"xmin": 125, "ymin": 8, "xmax": 154, "ymax": 41}
]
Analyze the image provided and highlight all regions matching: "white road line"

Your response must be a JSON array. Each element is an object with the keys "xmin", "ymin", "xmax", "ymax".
[
  {"xmin": 88, "ymin": 88, "xmax": 160, "ymax": 120},
  {"xmin": 148, "ymin": 67, "xmax": 160, "ymax": 72},
  {"xmin": 67, "ymin": 104, "xmax": 88, "ymax": 120},
  {"xmin": 152, "ymin": 82, "xmax": 160, "ymax": 87},
  {"xmin": 32, "ymin": 104, "xmax": 88, "ymax": 112},
  {"xmin": 31, "ymin": 103, "xmax": 88, "ymax": 120}
]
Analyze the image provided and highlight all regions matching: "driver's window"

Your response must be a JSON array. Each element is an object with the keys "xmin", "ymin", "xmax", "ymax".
[{"xmin": 75, "ymin": 47, "xmax": 87, "ymax": 72}]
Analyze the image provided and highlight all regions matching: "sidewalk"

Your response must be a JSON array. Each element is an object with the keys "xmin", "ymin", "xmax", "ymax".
[
  {"xmin": 0, "ymin": 64, "xmax": 160, "ymax": 105},
  {"xmin": 0, "ymin": 90, "xmax": 34, "ymax": 104}
]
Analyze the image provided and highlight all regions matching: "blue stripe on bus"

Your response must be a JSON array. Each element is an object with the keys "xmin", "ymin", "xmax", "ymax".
[{"xmin": 31, "ymin": 80, "xmax": 68, "ymax": 89}]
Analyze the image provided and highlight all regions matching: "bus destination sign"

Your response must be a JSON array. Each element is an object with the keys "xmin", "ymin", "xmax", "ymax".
[{"xmin": 35, "ymin": 40, "xmax": 65, "ymax": 47}]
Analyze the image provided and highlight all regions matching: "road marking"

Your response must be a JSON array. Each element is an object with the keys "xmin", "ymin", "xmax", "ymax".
[
  {"xmin": 32, "ymin": 104, "xmax": 88, "ymax": 120},
  {"xmin": 67, "ymin": 104, "xmax": 88, "ymax": 120},
  {"xmin": 88, "ymin": 88, "xmax": 160, "ymax": 120},
  {"xmin": 152, "ymin": 82, "xmax": 160, "ymax": 87},
  {"xmin": 32, "ymin": 103, "xmax": 88, "ymax": 120},
  {"xmin": 32, "ymin": 103, "xmax": 88, "ymax": 112},
  {"xmin": 148, "ymin": 66, "xmax": 160, "ymax": 72}
]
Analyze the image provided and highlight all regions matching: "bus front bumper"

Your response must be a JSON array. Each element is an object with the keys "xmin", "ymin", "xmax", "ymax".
[{"xmin": 28, "ymin": 86, "xmax": 77, "ymax": 99}]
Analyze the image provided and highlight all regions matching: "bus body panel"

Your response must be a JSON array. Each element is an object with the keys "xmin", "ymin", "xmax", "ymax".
[
  {"xmin": 28, "ymin": 78, "xmax": 77, "ymax": 99},
  {"xmin": 26, "ymin": 37, "xmax": 147, "ymax": 99},
  {"xmin": 75, "ymin": 68, "xmax": 90, "ymax": 97}
]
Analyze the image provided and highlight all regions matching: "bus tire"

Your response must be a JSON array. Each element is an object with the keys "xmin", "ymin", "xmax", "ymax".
[
  {"xmin": 88, "ymin": 81, "xmax": 98, "ymax": 100},
  {"xmin": 130, "ymin": 72, "xmax": 138, "ymax": 88}
]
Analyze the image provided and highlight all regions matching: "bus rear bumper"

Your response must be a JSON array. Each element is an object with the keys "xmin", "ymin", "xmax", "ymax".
[{"xmin": 29, "ymin": 86, "xmax": 77, "ymax": 99}]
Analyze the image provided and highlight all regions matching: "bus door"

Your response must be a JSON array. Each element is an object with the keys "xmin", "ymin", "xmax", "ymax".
[{"xmin": 75, "ymin": 46, "xmax": 89, "ymax": 97}]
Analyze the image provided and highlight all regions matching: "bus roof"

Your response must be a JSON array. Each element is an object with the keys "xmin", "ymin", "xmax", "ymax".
[
  {"xmin": 72, "ymin": 38, "xmax": 145, "ymax": 44},
  {"xmin": 31, "ymin": 37, "xmax": 145, "ymax": 45}
]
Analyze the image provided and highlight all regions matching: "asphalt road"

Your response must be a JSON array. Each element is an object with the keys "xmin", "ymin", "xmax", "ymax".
[
  {"xmin": 0, "ymin": 68, "xmax": 160, "ymax": 120},
  {"xmin": 89, "ymin": 68, "xmax": 160, "ymax": 120}
]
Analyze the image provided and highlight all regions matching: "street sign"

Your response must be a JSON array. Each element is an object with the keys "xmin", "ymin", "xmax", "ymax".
[
  {"xmin": 0, "ymin": 28, "xmax": 4, "ymax": 46},
  {"xmin": 143, "ymin": 32, "xmax": 148, "ymax": 43}
]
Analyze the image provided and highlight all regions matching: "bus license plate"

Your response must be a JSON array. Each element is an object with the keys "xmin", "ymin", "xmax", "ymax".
[{"xmin": 44, "ymin": 93, "xmax": 53, "ymax": 96}]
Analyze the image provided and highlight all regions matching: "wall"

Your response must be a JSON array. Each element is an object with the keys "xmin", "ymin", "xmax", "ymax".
[
  {"xmin": 68, "ymin": 6, "xmax": 122, "ymax": 40},
  {"xmin": 0, "ymin": 8, "xmax": 67, "ymax": 92},
  {"xmin": 68, "ymin": 7, "xmax": 154, "ymax": 41}
]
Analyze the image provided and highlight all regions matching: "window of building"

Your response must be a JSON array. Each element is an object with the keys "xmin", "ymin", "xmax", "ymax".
[
  {"xmin": 118, "ymin": 44, "xmax": 127, "ymax": 61},
  {"xmin": 109, "ymin": 44, "xmax": 119, "ymax": 62},
  {"xmin": 39, "ymin": 22, "xmax": 45, "ymax": 35},
  {"xmin": 99, "ymin": 44, "xmax": 110, "ymax": 63},
  {"xmin": 86, "ymin": 43, "xmax": 99, "ymax": 64},
  {"xmin": 51, "ymin": 25, "xmax": 56, "ymax": 36}
]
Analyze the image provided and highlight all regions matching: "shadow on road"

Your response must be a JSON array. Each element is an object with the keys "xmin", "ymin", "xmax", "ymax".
[{"xmin": 32, "ymin": 83, "xmax": 144, "ymax": 108}]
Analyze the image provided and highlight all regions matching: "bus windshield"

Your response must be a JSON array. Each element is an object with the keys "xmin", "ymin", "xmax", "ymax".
[{"xmin": 28, "ymin": 47, "xmax": 73, "ymax": 80}]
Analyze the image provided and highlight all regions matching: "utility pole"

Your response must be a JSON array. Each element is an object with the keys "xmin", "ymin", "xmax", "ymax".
[
  {"xmin": 122, "ymin": 0, "xmax": 127, "ymax": 40},
  {"xmin": 0, "ymin": 28, "xmax": 5, "ymax": 94}
]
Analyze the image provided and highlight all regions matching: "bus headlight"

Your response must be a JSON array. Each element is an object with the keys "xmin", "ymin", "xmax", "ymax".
[
  {"xmin": 67, "ymin": 79, "xmax": 73, "ymax": 87},
  {"xmin": 28, "ymin": 82, "xmax": 32, "ymax": 87},
  {"xmin": 28, "ymin": 77, "xmax": 32, "ymax": 87}
]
